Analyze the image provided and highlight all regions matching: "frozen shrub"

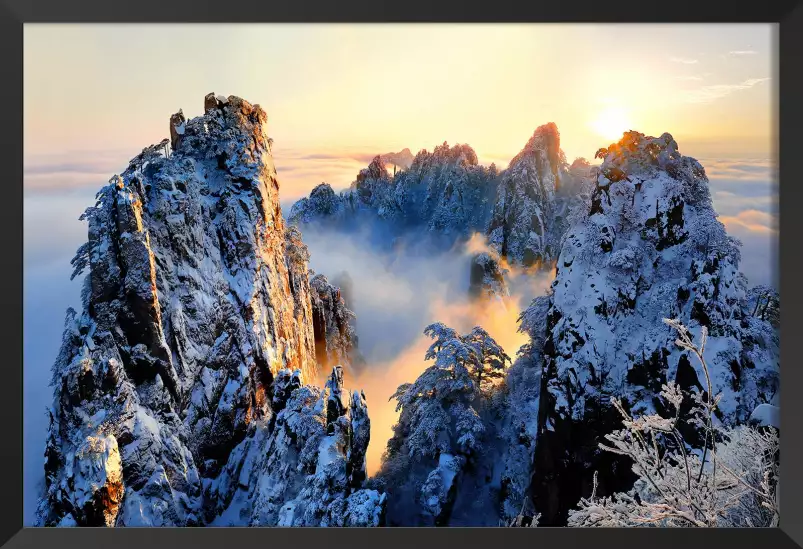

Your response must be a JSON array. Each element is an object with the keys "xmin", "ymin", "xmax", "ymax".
[{"xmin": 567, "ymin": 319, "xmax": 779, "ymax": 528}]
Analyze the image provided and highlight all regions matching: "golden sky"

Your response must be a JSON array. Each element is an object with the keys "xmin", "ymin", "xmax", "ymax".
[{"xmin": 24, "ymin": 23, "xmax": 775, "ymax": 200}]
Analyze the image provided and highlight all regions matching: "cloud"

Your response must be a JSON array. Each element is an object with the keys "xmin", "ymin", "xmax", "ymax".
[
  {"xmin": 702, "ymin": 158, "xmax": 778, "ymax": 288},
  {"xmin": 708, "ymin": 176, "xmax": 774, "ymax": 201},
  {"xmin": 729, "ymin": 50, "xmax": 757, "ymax": 55},
  {"xmin": 299, "ymin": 224, "xmax": 552, "ymax": 475},
  {"xmin": 274, "ymin": 157, "xmax": 365, "ymax": 202},
  {"xmin": 699, "ymin": 158, "xmax": 775, "ymax": 181},
  {"xmin": 719, "ymin": 209, "xmax": 777, "ymax": 235},
  {"xmin": 713, "ymin": 190, "xmax": 775, "ymax": 217},
  {"xmin": 680, "ymin": 77, "xmax": 771, "ymax": 104},
  {"xmin": 300, "ymin": 224, "xmax": 477, "ymax": 363},
  {"xmin": 297, "ymin": 153, "xmax": 351, "ymax": 161},
  {"xmin": 25, "ymin": 162, "xmax": 115, "ymax": 176},
  {"xmin": 23, "ymin": 190, "xmax": 87, "ymax": 524},
  {"xmin": 670, "ymin": 57, "xmax": 699, "ymax": 64},
  {"xmin": 718, "ymin": 210, "xmax": 778, "ymax": 288},
  {"xmin": 24, "ymin": 190, "xmax": 98, "ymax": 268},
  {"xmin": 705, "ymin": 159, "xmax": 777, "ymax": 220},
  {"xmin": 295, "ymin": 152, "xmax": 377, "ymax": 164},
  {"xmin": 24, "ymin": 150, "xmax": 134, "ymax": 194}
]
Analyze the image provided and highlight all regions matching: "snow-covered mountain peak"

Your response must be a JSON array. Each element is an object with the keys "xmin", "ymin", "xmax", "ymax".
[
  {"xmin": 510, "ymin": 122, "xmax": 561, "ymax": 170},
  {"xmin": 594, "ymin": 130, "xmax": 707, "ymax": 184},
  {"xmin": 425, "ymin": 142, "xmax": 479, "ymax": 167},
  {"xmin": 486, "ymin": 123, "xmax": 569, "ymax": 267},
  {"xmin": 529, "ymin": 129, "xmax": 778, "ymax": 525},
  {"xmin": 39, "ymin": 94, "xmax": 375, "ymax": 527}
]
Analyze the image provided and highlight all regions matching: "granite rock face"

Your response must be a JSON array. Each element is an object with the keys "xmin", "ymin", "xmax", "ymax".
[
  {"xmin": 527, "ymin": 131, "xmax": 780, "ymax": 525},
  {"xmin": 309, "ymin": 272, "xmax": 364, "ymax": 374},
  {"xmin": 39, "ymin": 94, "xmax": 381, "ymax": 527}
]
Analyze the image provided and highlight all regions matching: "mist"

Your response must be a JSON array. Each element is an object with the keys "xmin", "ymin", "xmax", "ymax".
[
  {"xmin": 299, "ymin": 224, "xmax": 555, "ymax": 475},
  {"xmin": 23, "ymin": 189, "xmax": 91, "ymax": 525}
]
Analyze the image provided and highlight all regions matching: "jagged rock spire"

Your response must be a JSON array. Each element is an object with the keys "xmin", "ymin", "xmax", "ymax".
[{"xmin": 40, "ymin": 94, "xmax": 382, "ymax": 528}]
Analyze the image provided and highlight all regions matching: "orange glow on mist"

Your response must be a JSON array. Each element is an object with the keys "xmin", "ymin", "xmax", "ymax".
[{"xmin": 354, "ymin": 290, "xmax": 535, "ymax": 476}]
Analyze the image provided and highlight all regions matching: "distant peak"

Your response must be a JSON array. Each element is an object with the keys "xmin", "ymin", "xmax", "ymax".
[
  {"xmin": 310, "ymin": 182, "xmax": 336, "ymax": 198},
  {"xmin": 432, "ymin": 142, "xmax": 478, "ymax": 165},
  {"xmin": 507, "ymin": 122, "xmax": 562, "ymax": 171},
  {"xmin": 357, "ymin": 155, "xmax": 390, "ymax": 183},
  {"xmin": 381, "ymin": 148, "xmax": 414, "ymax": 170},
  {"xmin": 523, "ymin": 122, "xmax": 561, "ymax": 154},
  {"xmin": 409, "ymin": 142, "xmax": 479, "ymax": 170},
  {"xmin": 534, "ymin": 121, "xmax": 560, "ymax": 137}
]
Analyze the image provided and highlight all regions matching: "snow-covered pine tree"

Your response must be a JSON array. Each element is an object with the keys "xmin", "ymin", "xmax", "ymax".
[{"xmin": 377, "ymin": 322, "xmax": 510, "ymax": 526}]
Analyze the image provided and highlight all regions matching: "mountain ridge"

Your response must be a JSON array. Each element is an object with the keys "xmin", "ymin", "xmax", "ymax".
[{"xmin": 37, "ymin": 93, "xmax": 779, "ymax": 529}]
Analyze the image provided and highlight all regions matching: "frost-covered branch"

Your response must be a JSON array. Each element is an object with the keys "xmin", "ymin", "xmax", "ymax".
[{"xmin": 568, "ymin": 319, "xmax": 779, "ymax": 528}]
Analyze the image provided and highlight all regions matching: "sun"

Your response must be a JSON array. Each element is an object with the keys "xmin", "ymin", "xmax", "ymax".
[{"xmin": 590, "ymin": 106, "xmax": 632, "ymax": 143}]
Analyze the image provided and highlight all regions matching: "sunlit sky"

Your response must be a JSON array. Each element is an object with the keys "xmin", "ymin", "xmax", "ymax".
[{"xmin": 24, "ymin": 23, "xmax": 775, "ymax": 200}]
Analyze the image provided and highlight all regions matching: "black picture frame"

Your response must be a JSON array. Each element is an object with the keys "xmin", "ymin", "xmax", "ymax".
[{"xmin": 3, "ymin": 1, "xmax": 800, "ymax": 548}]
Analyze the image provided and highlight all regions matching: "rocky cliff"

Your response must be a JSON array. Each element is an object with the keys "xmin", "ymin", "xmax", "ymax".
[
  {"xmin": 38, "ymin": 94, "xmax": 380, "ymax": 527},
  {"xmin": 288, "ymin": 126, "xmax": 592, "ymax": 281},
  {"xmin": 206, "ymin": 365, "xmax": 383, "ymax": 526},
  {"xmin": 527, "ymin": 131, "xmax": 780, "ymax": 525},
  {"xmin": 309, "ymin": 272, "xmax": 364, "ymax": 375},
  {"xmin": 288, "ymin": 143, "xmax": 499, "ymax": 254},
  {"xmin": 468, "ymin": 250, "xmax": 510, "ymax": 302},
  {"xmin": 486, "ymin": 123, "xmax": 562, "ymax": 267}
]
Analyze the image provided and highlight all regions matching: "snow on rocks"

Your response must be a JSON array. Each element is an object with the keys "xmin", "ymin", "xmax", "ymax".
[
  {"xmin": 288, "ymin": 183, "xmax": 346, "ymax": 226},
  {"xmin": 68, "ymin": 433, "xmax": 125, "ymax": 526},
  {"xmin": 749, "ymin": 403, "xmax": 780, "ymax": 429},
  {"xmin": 487, "ymin": 123, "xmax": 561, "ymax": 266},
  {"xmin": 527, "ymin": 130, "xmax": 780, "ymax": 525},
  {"xmin": 210, "ymin": 365, "xmax": 384, "ymax": 526},
  {"xmin": 468, "ymin": 250, "xmax": 511, "ymax": 302},
  {"xmin": 39, "ymin": 94, "xmax": 381, "ymax": 527}
]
